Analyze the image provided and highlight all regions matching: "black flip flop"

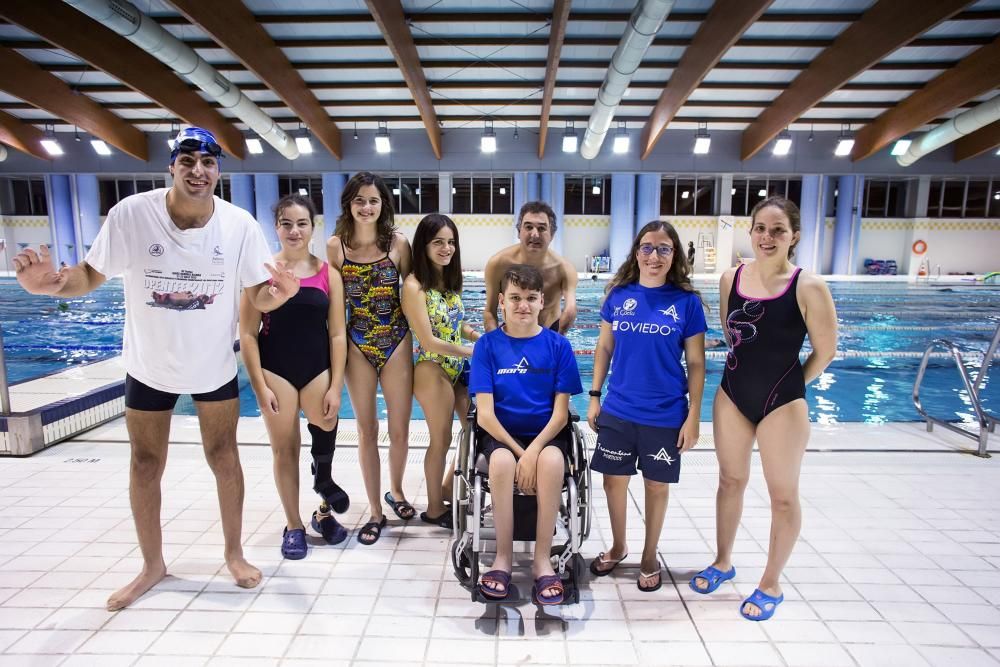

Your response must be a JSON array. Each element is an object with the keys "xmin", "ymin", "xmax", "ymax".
[
  {"xmin": 384, "ymin": 492, "xmax": 416, "ymax": 520},
  {"xmin": 419, "ymin": 507, "xmax": 453, "ymax": 530},
  {"xmin": 357, "ymin": 515, "xmax": 387, "ymax": 545}
]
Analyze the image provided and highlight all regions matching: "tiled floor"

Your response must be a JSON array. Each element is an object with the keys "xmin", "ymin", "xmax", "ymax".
[{"xmin": 1, "ymin": 418, "xmax": 998, "ymax": 666}]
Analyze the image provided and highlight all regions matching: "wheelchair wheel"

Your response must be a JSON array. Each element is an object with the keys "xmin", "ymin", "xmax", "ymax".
[{"xmin": 451, "ymin": 539, "xmax": 477, "ymax": 587}]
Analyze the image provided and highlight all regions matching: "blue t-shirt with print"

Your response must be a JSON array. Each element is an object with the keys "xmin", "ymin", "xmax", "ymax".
[
  {"xmin": 469, "ymin": 326, "xmax": 583, "ymax": 437},
  {"xmin": 600, "ymin": 283, "xmax": 707, "ymax": 428}
]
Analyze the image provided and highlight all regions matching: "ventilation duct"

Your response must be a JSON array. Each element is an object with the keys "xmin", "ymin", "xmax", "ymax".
[
  {"xmin": 63, "ymin": 0, "xmax": 298, "ymax": 159},
  {"xmin": 896, "ymin": 94, "xmax": 1000, "ymax": 167},
  {"xmin": 579, "ymin": 0, "xmax": 673, "ymax": 160}
]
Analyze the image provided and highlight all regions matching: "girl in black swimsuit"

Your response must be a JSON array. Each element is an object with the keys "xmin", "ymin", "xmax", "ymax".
[
  {"xmin": 240, "ymin": 195, "xmax": 350, "ymax": 559},
  {"xmin": 690, "ymin": 197, "xmax": 838, "ymax": 622}
]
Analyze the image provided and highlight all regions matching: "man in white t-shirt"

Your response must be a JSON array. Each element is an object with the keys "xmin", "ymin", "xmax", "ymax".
[{"xmin": 13, "ymin": 127, "xmax": 300, "ymax": 611}]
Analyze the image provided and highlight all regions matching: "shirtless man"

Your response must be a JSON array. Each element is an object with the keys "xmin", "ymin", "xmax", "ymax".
[{"xmin": 483, "ymin": 201, "xmax": 578, "ymax": 333}]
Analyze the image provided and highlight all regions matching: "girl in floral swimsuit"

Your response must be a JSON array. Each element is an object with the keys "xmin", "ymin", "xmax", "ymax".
[{"xmin": 401, "ymin": 214, "xmax": 480, "ymax": 529}]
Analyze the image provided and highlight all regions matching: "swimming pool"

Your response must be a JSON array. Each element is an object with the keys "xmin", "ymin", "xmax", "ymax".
[{"xmin": 2, "ymin": 277, "xmax": 997, "ymax": 423}]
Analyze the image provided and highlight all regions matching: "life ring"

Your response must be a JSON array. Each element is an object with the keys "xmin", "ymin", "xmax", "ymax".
[{"xmin": 912, "ymin": 240, "xmax": 928, "ymax": 255}]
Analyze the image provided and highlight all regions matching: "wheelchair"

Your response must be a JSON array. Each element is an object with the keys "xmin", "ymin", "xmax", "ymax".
[{"xmin": 450, "ymin": 402, "xmax": 592, "ymax": 603}]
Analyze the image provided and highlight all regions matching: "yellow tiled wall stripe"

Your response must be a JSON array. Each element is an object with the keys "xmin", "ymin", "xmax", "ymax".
[{"xmin": 0, "ymin": 216, "xmax": 48, "ymax": 228}]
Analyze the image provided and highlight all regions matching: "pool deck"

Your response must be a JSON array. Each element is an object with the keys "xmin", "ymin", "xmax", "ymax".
[{"xmin": 0, "ymin": 417, "xmax": 998, "ymax": 666}]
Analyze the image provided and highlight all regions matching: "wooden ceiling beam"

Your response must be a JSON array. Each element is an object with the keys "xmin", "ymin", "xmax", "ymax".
[
  {"xmin": 537, "ymin": 0, "xmax": 571, "ymax": 159},
  {"xmin": 639, "ymin": 0, "xmax": 773, "ymax": 160},
  {"xmin": 0, "ymin": 108, "xmax": 48, "ymax": 160},
  {"xmin": 0, "ymin": 0, "xmax": 244, "ymax": 159},
  {"xmin": 851, "ymin": 36, "xmax": 1000, "ymax": 160},
  {"xmin": 740, "ymin": 0, "xmax": 972, "ymax": 161},
  {"xmin": 0, "ymin": 46, "xmax": 147, "ymax": 160},
  {"xmin": 954, "ymin": 120, "xmax": 1000, "ymax": 161},
  {"xmin": 165, "ymin": 0, "xmax": 340, "ymax": 159},
  {"xmin": 364, "ymin": 0, "xmax": 441, "ymax": 159}
]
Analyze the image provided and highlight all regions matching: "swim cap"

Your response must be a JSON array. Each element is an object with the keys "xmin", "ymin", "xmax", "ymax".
[{"xmin": 170, "ymin": 126, "xmax": 223, "ymax": 163}]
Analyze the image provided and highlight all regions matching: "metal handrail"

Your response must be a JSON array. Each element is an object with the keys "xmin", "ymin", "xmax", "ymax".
[
  {"xmin": 912, "ymin": 320, "xmax": 999, "ymax": 458},
  {"xmin": 0, "ymin": 322, "xmax": 11, "ymax": 415}
]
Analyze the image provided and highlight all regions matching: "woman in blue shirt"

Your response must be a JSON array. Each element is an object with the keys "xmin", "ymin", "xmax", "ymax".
[{"xmin": 587, "ymin": 220, "xmax": 707, "ymax": 592}]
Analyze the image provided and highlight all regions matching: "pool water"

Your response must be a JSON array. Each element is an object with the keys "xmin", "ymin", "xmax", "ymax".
[{"xmin": 2, "ymin": 277, "xmax": 998, "ymax": 424}]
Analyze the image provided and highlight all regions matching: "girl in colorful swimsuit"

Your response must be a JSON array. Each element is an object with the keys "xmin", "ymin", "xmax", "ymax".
[
  {"xmin": 401, "ymin": 214, "xmax": 480, "ymax": 530},
  {"xmin": 327, "ymin": 172, "xmax": 414, "ymax": 545},
  {"xmin": 240, "ymin": 194, "xmax": 349, "ymax": 559},
  {"xmin": 690, "ymin": 196, "xmax": 838, "ymax": 621},
  {"xmin": 587, "ymin": 221, "xmax": 706, "ymax": 594}
]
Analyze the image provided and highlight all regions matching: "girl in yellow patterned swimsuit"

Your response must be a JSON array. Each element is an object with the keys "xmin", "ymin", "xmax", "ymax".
[
  {"xmin": 328, "ymin": 172, "xmax": 414, "ymax": 546},
  {"xmin": 402, "ymin": 213, "xmax": 480, "ymax": 528}
]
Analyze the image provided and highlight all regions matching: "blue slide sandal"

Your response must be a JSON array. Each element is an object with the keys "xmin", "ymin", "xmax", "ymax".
[
  {"xmin": 740, "ymin": 588, "xmax": 784, "ymax": 621},
  {"xmin": 688, "ymin": 565, "xmax": 735, "ymax": 594}
]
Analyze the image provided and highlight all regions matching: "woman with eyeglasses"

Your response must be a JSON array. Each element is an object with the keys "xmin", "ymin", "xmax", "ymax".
[
  {"xmin": 690, "ymin": 197, "xmax": 837, "ymax": 621},
  {"xmin": 327, "ymin": 172, "xmax": 414, "ymax": 545},
  {"xmin": 587, "ymin": 221, "xmax": 707, "ymax": 593}
]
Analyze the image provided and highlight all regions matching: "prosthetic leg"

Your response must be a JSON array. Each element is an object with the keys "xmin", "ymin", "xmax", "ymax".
[
  {"xmin": 309, "ymin": 422, "xmax": 349, "ymax": 513},
  {"xmin": 310, "ymin": 422, "xmax": 349, "ymax": 545}
]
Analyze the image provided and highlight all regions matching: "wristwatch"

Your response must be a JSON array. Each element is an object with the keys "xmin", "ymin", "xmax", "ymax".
[{"xmin": 588, "ymin": 390, "xmax": 602, "ymax": 398}]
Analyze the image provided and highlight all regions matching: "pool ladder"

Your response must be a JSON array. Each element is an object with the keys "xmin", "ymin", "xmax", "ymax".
[{"xmin": 912, "ymin": 319, "xmax": 999, "ymax": 457}]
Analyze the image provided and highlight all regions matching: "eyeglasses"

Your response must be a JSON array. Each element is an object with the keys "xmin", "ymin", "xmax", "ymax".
[
  {"xmin": 173, "ymin": 137, "xmax": 222, "ymax": 158},
  {"xmin": 638, "ymin": 243, "xmax": 673, "ymax": 257}
]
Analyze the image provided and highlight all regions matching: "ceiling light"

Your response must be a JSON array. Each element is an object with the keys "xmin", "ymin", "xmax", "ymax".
[
  {"xmin": 74, "ymin": 127, "xmax": 82, "ymax": 143},
  {"xmin": 41, "ymin": 140, "xmax": 63, "ymax": 156},
  {"xmin": 246, "ymin": 137, "xmax": 264, "ymax": 154},
  {"xmin": 772, "ymin": 129, "xmax": 792, "ymax": 156},
  {"xmin": 90, "ymin": 139, "xmax": 111, "ymax": 156},
  {"xmin": 693, "ymin": 123, "xmax": 711, "ymax": 154},
  {"xmin": 835, "ymin": 124, "xmax": 854, "ymax": 156},
  {"xmin": 167, "ymin": 121, "xmax": 179, "ymax": 150},
  {"xmin": 499, "ymin": 187, "xmax": 507, "ymax": 195},
  {"xmin": 731, "ymin": 187, "xmax": 736, "ymax": 195},
  {"xmin": 481, "ymin": 119, "xmax": 497, "ymax": 153},
  {"xmin": 613, "ymin": 120, "xmax": 629, "ymax": 154},
  {"xmin": 353, "ymin": 122, "xmax": 358, "ymax": 140},
  {"xmin": 298, "ymin": 188, "xmax": 308, "ymax": 196},
  {"xmin": 375, "ymin": 121, "xmax": 391, "ymax": 154},
  {"xmin": 562, "ymin": 120, "xmax": 578, "ymax": 153},
  {"xmin": 41, "ymin": 124, "xmax": 63, "ymax": 156},
  {"xmin": 891, "ymin": 138, "xmax": 911, "ymax": 156},
  {"xmin": 758, "ymin": 188, "xmax": 767, "ymax": 197},
  {"xmin": 392, "ymin": 187, "xmax": 400, "ymax": 196},
  {"xmin": 808, "ymin": 124, "xmax": 815, "ymax": 142},
  {"xmin": 513, "ymin": 121, "xmax": 519, "ymax": 141},
  {"xmin": 681, "ymin": 190, "xmax": 690, "ymax": 199},
  {"xmin": 994, "ymin": 191, "xmax": 999, "ymax": 200},
  {"xmin": 592, "ymin": 179, "xmax": 601, "ymax": 195},
  {"xmin": 415, "ymin": 187, "xmax": 421, "ymax": 195},
  {"xmin": 295, "ymin": 136, "xmax": 313, "ymax": 154}
]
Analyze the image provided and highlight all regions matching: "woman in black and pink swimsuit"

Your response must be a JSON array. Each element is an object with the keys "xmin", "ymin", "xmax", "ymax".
[{"xmin": 690, "ymin": 196, "xmax": 838, "ymax": 622}]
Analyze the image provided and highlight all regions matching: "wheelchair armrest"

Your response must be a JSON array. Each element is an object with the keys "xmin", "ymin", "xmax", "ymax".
[{"xmin": 568, "ymin": 406, "xmax": 580, "ymax": 423}]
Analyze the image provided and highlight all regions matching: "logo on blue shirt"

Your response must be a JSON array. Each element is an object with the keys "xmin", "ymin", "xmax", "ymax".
[{"xmin": 497, "ymin": 356, "xmax": 547, "ymax": 375}]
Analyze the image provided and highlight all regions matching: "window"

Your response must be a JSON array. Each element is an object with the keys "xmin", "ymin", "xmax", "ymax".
[
  {"xmin": 583, "ymin": 176, "xmax": 608, "ymax": 215},
  {"xmin": 730, "ymin": 176, "xmax": 800, "ymax": 216},
  {"xmin": 928, "ymin": 177, "xmax": 994, "ymax": 218},
  {"xmin": 97, "ymin": 176, "xmax": 168, "ymax": 214},
  {"xmin": 563, "ymin": 174, "xmax": 611, "ymax": 215},
  {"xmin": 675, "ymin": 178, "xmax": 696, "ymax": 215},
  {"xmin": 472, "ymin": 177, "xmax": 492, "ymax": 213},
  {"xmin": 564, "ymin": 177, "xmax": 583, "ymax": 215},
  {"xmin": 965, "ymin": 180, "xmax": 989, "ymax": 218},
  {"xmin": 493, "ymin": 176, "xmax": 512, "ymax": 214},
  {"xmin": 399, "ymin": 175, "xmax": 420, "ymax": 214},
  {"xmin": 6, "ymin": 178, "xmax": 48, "ymax": 215},
  {"xmin": 278, "ymin": 175, "xmax": 322, "ymax": 212},
  {"xmin": 419, "ymin": 176, "xmax": 439, "ymax": 214},
  {"xmin": 451, "ymin": 176, "xmax": 471, "ymax": 214},
  {"xmin": 863, "ymin": 179, "xmax": 909, "ymax": 217},
  {"xmin": 661, "ymin": 176, "xmax": 715, "ymax": 216}
]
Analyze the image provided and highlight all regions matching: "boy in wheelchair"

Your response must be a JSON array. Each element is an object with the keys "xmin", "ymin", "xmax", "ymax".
[{"xmin": 468, "ymin": 264, "xmax": 583, "ymax": 604}]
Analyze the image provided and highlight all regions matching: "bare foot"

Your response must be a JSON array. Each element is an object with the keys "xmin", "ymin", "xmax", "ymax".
[
  {"xmin": 106, "ymin": 563, "xmax": 167, "ymax": 611},
  {"xmin": 227, "ymin": 557, "xmax": 262, "ymax": 589}
]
